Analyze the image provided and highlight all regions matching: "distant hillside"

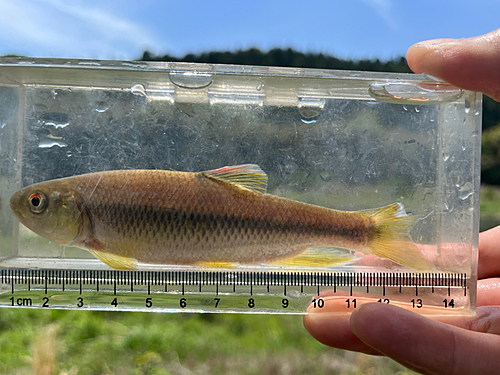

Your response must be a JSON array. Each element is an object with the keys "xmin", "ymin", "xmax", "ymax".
[{"xmin": 141, "ymin": 48, "xmax": 412, "ymax": 74}]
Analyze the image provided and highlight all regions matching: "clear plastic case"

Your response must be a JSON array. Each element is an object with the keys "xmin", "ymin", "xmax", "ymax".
[{"xmin": 0, "ymin": 58, "xmax": 481, "ymax": 314}]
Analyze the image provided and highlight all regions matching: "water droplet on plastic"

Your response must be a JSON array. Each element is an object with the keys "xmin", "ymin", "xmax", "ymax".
[
  {"xmin": 443, "ymin": 154, "xmax": 450, "ymax": 162},
  {"xmin": 459, "ymin": 191, "xmax": 473, "ymax": 200},
  {"xmin": 95, "ymin": 106, "xmax": 108, "ymax": 113},
  {"xmin": 51, "ymin": 89, "xmax": 58, "ymax": 99},
  {"xmin": 169, "ymin": 72, "xmax": 213, "ymax": 89},
  {"xmin": 298, "ymin": 97, "xmax": 323, "ymax": 124},
  {"xmin": 256, "ymin": 83, "xmax": 264, "ymax": 91},
  {"xmin": 131, "ymin": 83, "xmax": 147, "ymax": 96},
  {"xmin": 464, "ymin": 99, "xmax": 471, "ymax": 113},
  {"xmin": 368, "ymin": 82, "xmax": 464, "ymax": 104},
  {"xmin": 415, "ymin": 107, "xmax": 420, "ymax": 113},
  {"xmin": 403, "ymin": 106, "xmax": 408, "ymax": 111},
  {"xmin": 66, "ymin": 150, "xmax": 72, "ymax": 157},
  {"xmin": 300, "ymin": 117, "xmax": 317, "ymax": 124},
  {"xmin": 0, "ymin": 123, "xmax": 6, "ymax": 129},
  {"xmin": 38, "ymin": 141, "xmax": 68, "ymax": 148},
  {"xmin": 44, "ymin": 121, "xmax": 69, "ymax": 129}
]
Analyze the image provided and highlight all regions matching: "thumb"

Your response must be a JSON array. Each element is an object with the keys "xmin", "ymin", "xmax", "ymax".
[
  {"xmin": 350, "ymin": 303, "xmax": 500, "ymax": 374},
  {"xmin": 407, "ymin": 29, "xmax": 500, "ymax": 101}
]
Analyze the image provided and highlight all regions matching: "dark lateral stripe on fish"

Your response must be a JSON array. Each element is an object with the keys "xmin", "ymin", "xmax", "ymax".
[{"xmin": 82, "ymin": 202, "xmax": 373, "ymax": 245}]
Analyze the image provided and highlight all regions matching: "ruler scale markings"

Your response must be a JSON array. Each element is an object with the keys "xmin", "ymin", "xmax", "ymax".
[{"xmin": 0, "ymin": 270, "xmax": 471, "ymax": 313}]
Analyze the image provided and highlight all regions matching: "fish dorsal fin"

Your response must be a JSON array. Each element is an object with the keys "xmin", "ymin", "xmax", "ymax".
[
  {"xmin": 203, "ymin": 164, "xmax": 268, "ymax": 194},
  {"xmin": 89, "ymin": 249, "xmax": 137, "ymax": 270}
]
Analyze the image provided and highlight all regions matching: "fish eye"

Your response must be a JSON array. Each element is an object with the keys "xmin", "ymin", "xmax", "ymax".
[{"xmin": 28, "ymin": 192, "xmax": 47, "ymax": 214}]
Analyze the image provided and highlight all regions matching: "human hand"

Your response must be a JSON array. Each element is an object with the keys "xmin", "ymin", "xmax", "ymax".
[
  {"xmin": 304, "ymin": 29, "xmax": 500, "ymax": 374},
  {"xmin": 304, "ymin": 227, "xmax": 500, "ymax": 374}
]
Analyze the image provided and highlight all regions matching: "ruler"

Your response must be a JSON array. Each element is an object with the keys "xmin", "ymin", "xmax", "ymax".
[{"xmin": 0, "ymin": 269, "xmax": 471, "ymax": 315}]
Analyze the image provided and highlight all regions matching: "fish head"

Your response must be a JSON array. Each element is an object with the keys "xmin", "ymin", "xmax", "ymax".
[{"xmin": 10, "ymin": 180, "xmax": 83, "ymax": 245}]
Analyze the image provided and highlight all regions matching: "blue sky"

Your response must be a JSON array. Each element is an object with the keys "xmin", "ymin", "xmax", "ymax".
[{"xmin": 0, "ymin": 0, "xmax": 499, "ymax": 61}]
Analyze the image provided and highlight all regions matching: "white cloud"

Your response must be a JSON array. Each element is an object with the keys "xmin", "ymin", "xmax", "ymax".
[
  {"xmin": 0, "ymin": 0, "xmax": 163, "ymax": 58},
  {"xmin": 362, "ymin": 0, "xmax": 398, "ymax": 31}
]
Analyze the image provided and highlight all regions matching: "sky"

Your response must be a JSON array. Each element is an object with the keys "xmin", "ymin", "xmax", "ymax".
[{"xmin": 0, "ymin": 0, "xmax": 498, "ymax": 62}]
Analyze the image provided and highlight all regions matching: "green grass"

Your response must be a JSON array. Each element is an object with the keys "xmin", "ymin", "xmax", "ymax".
[{"xmin": 0, "ymin": 308, "xmax": 414, "ymax": 374}]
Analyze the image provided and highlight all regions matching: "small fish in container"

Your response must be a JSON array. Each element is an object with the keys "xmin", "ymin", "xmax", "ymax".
[{"xmin": 10, "ymin": 164, "xmax": 433, "ymax": 270}]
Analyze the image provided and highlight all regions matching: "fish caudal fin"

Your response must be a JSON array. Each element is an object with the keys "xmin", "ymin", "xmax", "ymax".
[{"xmin": 363, "ymin": 203, "xmax": 434, "ymax": 270}]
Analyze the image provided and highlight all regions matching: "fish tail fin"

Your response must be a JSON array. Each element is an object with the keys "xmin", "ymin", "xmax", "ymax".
[
  {"xmin": 270, "ymin": 247, "xmax": 360, "ymax": 267},
  {"xmin": 363, "ymin": 203, "xmax": 434, "ymax": 270}
]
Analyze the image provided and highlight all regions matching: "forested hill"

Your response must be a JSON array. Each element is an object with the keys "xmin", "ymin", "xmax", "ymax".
[
  {"xmin": 142, "ymin": 47, "xmax": 500, "ymax": 184},
  {"xmin": 141, "ymin": 48, "xmax": 412, "ymax": 74}
]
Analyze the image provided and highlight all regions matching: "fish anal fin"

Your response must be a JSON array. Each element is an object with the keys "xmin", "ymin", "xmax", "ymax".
[
  {"xmin": 368, "ymin": 240, "xmax": 434, "ymax": 271},
  {"xmin": 89, "ymin": 249, "xmax": 137, "ymax": 270},
  {"xmin": 269, "ymin": 247, "xmax": 359, "ymax": 267},
  {"xmin": 197, "ymin": 261, "xmax": 236, "ymax": 268},
  {"xmin": 203, "ymin": 164, "xmax": 267, "ymax": 194}
]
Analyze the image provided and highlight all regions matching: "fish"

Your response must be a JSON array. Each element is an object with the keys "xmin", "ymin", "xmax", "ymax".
[{"xmin": 9, "ymin": 164, "xmax": 433, "ymax": 270}]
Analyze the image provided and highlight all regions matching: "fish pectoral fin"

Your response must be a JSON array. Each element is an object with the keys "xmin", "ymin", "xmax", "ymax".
[
  {"xmin": 269, "ymin": 247, "xmax": 360, "ymax": 267},
  {"xmin": 202, "ymin": 164, "xmax": 268, "ymax": 194},
  {"xmin": 89, "ymin": 249, "xmax": 137, "ymax": 270}
]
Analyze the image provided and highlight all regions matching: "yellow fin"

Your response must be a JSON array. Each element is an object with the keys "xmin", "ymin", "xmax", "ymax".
[
  {"xmin": 89, "ymin": 249, "xmax": 137, "ymax": 270},
  {"xmin": 197, "ymin": 261, "xmax": 236, "ymax": 268},
  {"xmin": 203, "ymin": 164, "xmax": 267, "ymax": 194},
  {"xmin": 269, "ymin": 247, "xmax": 359, "ymax": 267},
  {"xmin": 363, "ymin": 203, "xmax": 434, "ymax": 270}
]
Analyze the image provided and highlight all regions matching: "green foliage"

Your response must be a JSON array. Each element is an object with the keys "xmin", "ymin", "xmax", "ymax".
[
  {"xmin": 483, "ymin": 96, "xmax": 500, "ymax": 131},
  {"xmin": 0, "ymin": 309, "xmax": 413, "ymax": 374},
  {"xmin": 482, "ymin": 126, "xmax": 500, "ymax": 185},
  {"xmin": 480, "ymin": 185, "xmax": 500, "ymax": 230}
]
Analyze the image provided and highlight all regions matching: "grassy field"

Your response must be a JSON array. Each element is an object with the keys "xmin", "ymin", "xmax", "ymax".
[
  {"xmin": 1, "ymin": 186, "xmax": 499, "ymax": 375},
  {"xmin": 1, "ymin": 308, "xmax": 413, "ymax": 375}
]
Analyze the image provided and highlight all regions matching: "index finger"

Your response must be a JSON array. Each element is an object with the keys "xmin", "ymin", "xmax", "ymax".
[{"xmin": 406, "ymin": 29, "xmax": 500, "ymax": 102}]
